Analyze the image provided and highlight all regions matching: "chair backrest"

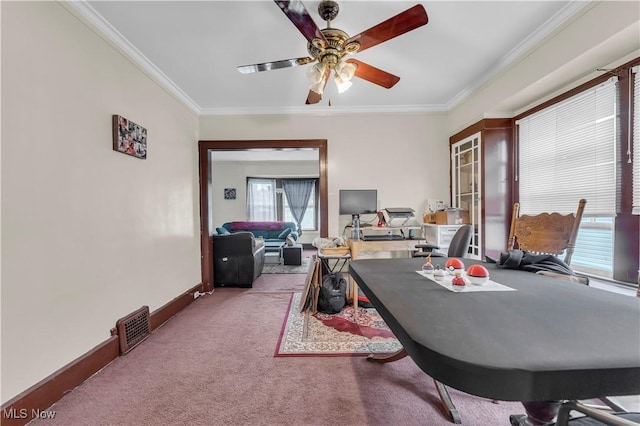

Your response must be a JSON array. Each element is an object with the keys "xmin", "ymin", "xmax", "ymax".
[
  {"xmin": 447, "ymin": 225, "xmax": 474, "ymax": 258},
  {"xmin": 507, "ymin": 199, "xmax": 586, "ymax": 265}
]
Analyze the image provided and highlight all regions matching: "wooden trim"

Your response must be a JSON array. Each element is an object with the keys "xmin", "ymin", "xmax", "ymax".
[
  {"xmin": 0, "ymin": 336, "xmax": 120, "ymax": 426},
  {"xmin": 513, "ymin": 56, "xmax": 640, "ymax": 122},
  {"xmin": 150, "ymin": 283, "xmax": 202, "ymax": 331},
  {"xmin": 449, "ymin": 118, "xmax": 512, "ymax": 145},
  {"xmin": 0, "ymin": 282, "xmax": 202, "ymax": 426},
  {"xmin": 197, "ymin": 139, "xmax": 329, "ymax": 293}
]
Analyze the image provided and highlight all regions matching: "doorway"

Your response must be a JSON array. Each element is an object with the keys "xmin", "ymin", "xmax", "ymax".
[{"xmin": 198, "ymin": 139, "xmax": 328, "ymax": 291}]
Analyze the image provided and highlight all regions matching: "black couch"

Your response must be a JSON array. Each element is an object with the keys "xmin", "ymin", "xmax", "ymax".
[{"xmin": 212, "ymin": 232, "xmax": 265, "ymax": 288}]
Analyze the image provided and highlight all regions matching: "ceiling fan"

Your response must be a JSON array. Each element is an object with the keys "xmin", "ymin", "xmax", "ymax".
[{"xmin": 237, "ymin": 0, "xmax": 429, "ymax": 104}]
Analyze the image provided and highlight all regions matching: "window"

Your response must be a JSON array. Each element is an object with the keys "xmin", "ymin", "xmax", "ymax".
[
  {"xmin": 247, "ymin": 177, "xmax": 319, "ymax": 231},
  {"xmin": 516, "ymin": 77, "xmax": 618, "ymax": 278},
  {"xmin": 246, "ymin": 178, "xmax": 276, "ymax": 221}
]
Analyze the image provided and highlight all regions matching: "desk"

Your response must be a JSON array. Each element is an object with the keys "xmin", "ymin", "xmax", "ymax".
[
  {"xmin": 347, "ymin": 238, "xmax": 424, "ymax": 309},
  {"xmin": 348, "ymin": 238, "xmax": 424, "ymax": 260},
  {"xmin": 349, "ymin": 257, "xmax": 640, "ymax": 424}
]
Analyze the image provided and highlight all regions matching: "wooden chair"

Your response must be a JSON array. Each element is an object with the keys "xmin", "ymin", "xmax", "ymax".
[{"xmin": 508, "ymin": 199, "xmax": 586, "ymax": 265}]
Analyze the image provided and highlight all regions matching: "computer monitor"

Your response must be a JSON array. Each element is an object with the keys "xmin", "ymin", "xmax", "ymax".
[{"xmin": 339, "ymin": 190, "xmax": 378, "ymax": 215}]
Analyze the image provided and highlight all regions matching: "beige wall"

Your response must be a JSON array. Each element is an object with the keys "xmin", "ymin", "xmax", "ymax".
[
  {"xmin": 1, "ymin": 2, "xmax": 201, "ymax": 403},
  {"xmin": 199, "ymin": 113, "xmax": 451, "ymax": 238}
]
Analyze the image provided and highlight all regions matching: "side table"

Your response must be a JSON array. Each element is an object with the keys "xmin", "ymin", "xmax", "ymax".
[{"xmin": 283, "ymin": 244, "xmax": 303, "ymax": 265}]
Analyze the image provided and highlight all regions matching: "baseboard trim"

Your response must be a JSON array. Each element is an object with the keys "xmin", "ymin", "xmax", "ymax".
[
  {"xmin": 1, "ymin": 282, "xmax": 203, "ymax": 426},
  {"xmin": 150, "ymin": 283, "xmax": 203, "ymax": 331}
]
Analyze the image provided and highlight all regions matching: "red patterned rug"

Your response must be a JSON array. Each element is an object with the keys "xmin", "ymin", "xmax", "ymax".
[{"xmin": 275, "ymin": 292, "xmax": 402, "ymax": 357}]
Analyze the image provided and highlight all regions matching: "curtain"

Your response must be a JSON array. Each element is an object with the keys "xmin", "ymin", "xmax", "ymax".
[
  {"xmin": 516, "ymin": 77, "xmax": 618, "ymax": 216},
  {"xmin": 282, "ymin": 179, "xmax": 314, "ymax": 234},
  {"xmin": 246, "ymin": 178, "xmax": 276, "ymax": 221}
]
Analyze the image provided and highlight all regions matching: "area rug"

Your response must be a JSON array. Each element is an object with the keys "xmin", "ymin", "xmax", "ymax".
[
  {"xmin": 275, "ymin": 292, "xmax": 403, "ymax": 357},
  {"xmin": 262, "ymin": 256, "xmax": 310, "ymax": 274}
]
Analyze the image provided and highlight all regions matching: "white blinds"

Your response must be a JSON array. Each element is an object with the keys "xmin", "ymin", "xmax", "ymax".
[
  {"xmin": 632, "ymin": 66, "xmax": 640, "ymax": 215},
  {"xmin": 516, "ymin": 77, "xmax": 618, "ymax": 216}
]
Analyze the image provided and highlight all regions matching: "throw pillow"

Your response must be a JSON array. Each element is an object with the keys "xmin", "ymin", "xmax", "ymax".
[
  {"xmin": 216, "ymin": 227, "xmax": 229, "ymax": 235},
  {"xmin": 278, "ymin": 228, "xmax": 292, "ymax": 239}
]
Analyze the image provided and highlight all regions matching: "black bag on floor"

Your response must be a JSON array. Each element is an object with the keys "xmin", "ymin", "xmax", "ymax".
[{"xmin": 318, "ymin": 272, "xmax": 347, "ymax": 314}]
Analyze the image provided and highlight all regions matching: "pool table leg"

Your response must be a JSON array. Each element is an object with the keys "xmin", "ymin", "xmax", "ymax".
[
  {"xmin": 509, "ymin": 401, "xmax": 562, "ymax": 426},
  {"xmin": 366, "ymin": 348, "xmax": 408, "ymax": 362},
  {"xmin": 367, "ymin": 348, "xmax": 462, "ymax": 424}
]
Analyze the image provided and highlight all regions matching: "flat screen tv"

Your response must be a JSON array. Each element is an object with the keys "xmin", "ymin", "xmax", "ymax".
[{"xmin": 339, "ymin": 189, "xmax": 378, "ymax": 215}]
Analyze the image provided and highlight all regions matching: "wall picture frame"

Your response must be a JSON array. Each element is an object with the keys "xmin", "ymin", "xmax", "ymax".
[
  {"xmin": 224, "ymin": 188, "xmax": 236, "ymax": 200},
  {"xmin": 112, "ymin": 115, "xmax": 147, "ymax": 159}
]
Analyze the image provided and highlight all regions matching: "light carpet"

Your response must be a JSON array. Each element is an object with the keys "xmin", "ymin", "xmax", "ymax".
[
  {"xmin": 262, "ymin": 256, "xmax": 310, "ymax": 274},
  {"xmin": 275, "ymin": 292, "xmax": 403, "ymax": 357}
]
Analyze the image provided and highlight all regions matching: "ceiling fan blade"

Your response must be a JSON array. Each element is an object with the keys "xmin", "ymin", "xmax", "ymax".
[
  {"xmin": 346, "ymin": 59, "xmax": 400, "ymax": 89},
  {"xmin": 274, "ymin": 0, "xmax": 328, "ymax": 46},
  {"xmin": 305, "ymin": 90, "xmax": 322, "ymax": 105},
  {"xmin": 306, "ymin": 68, "xmax": 330, "ymax": 104},
  {"xmin": 237, "ymin": 57, "xmax": 315, "ymax": 74},
  {"xmin": 346, "ymin": 4, "xmax": 428, "ymax": 53}
]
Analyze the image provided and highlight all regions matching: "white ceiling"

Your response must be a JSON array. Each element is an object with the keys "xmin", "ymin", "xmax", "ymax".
[{"xmin": 79, "ymin": 1, "xmax": 585, "ymax": 115}]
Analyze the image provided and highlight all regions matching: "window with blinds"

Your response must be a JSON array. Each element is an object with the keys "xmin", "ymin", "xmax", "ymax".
[
  {"xmin": 516, "ymin": 77, "xmax": 618, "ymax": 277},
  {"xmin": 516, "ymin": 77, "xmax": 618, "ymax": 216}
]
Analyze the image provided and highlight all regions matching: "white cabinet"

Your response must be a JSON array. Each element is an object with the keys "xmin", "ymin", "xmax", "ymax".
[
  {"xmin": 421, "ymin": 224, "xmax": 464, "ymax": 255},
  {"xmin": 451, "ymin": 133, "xmax": 482, "ymax": 259}
]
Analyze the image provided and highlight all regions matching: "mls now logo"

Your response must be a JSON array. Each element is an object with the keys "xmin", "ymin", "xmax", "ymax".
[{"xmin": 3, "ymin": 408, "xmax": 56, "ymax": 420}]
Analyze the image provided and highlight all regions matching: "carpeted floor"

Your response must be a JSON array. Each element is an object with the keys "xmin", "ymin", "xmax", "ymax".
[
  {"xmin": 275, "ymin": 292, "xmax": 402, "ymax": 356},
  {"xmin": 29, "ymin": 268, "xmax": 527, "ymax": 426}
]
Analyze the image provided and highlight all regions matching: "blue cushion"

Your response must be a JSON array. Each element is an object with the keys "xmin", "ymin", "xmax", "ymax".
[
  {"xmin": 278, "ymin": 228, "xmax": 292, "ymax": 239},
  {"xmin": 216, "ymin": 227, "xmax": 229, "ymax": 235}
]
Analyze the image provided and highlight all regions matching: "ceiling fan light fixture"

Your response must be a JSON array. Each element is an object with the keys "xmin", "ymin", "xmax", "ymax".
[
  {"xmin": 334, "ymin": 60, "xmax": 356, "ymax": 93},
  {"xmin": 334, "ymin": 74, "xmax": 352, "ymax": 94},
  {"xmin": 307, "ymin": 62, "xmax": 327, "ymax": 94}
]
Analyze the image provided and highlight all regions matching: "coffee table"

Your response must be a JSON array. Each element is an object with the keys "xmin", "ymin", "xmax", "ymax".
[{"xmin": 263, "ymin": 241, "xmax": 285, "ymax": 264}]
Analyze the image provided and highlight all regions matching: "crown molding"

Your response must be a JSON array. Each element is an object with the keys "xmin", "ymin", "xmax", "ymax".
[
  {"xmin": 60, "ymin": 0, "xmax": 201, "ymax": 114},
  {"xmin": 445, "ymin": 0, "xmax": 593, "ymax": 112},
  {"xmin": 199, "ymin": 103, "xmax": 448, "ymax": 116}
]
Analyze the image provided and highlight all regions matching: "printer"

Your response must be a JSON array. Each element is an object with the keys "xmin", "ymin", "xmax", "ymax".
[{"xmin": 381, "ymin": 208, "xmax": 415, "ymax": 226}]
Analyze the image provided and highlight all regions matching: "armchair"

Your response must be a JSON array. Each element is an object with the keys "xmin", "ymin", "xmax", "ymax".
[{"xmin": 212, "ymin": 232, "xmax": 265, "ymax": 288}]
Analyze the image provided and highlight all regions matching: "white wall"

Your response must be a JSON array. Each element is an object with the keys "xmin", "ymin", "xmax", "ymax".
[
  {"xmin": 1, "ymin": 2, "xmax": 201, "ymax": 403},
  {"xmin": 199, "ymin": 113, "xmax": 451, "ymax": 239},
  {"xmin": 211, "ymin": 160, "xmax": 320, "ymax": 244}
]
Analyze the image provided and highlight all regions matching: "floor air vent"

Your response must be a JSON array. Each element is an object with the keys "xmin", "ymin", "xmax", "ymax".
[{"xmin": 115, "ymin": 306, "xmax": 151, "ymax": 355}]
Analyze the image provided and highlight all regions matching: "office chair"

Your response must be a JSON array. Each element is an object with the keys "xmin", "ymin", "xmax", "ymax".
[
  {"xmin": 508, "ymin": 199, "xmax": 586, "ymax": 266},
  {"xmin": 413, "ymin": 224, "xmax": 473, "ymax": 258}
]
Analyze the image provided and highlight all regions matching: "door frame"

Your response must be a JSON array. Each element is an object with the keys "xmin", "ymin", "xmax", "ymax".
[{"xmin": 198, "ymin": 139, "xmax": 328, "ymax": 291}]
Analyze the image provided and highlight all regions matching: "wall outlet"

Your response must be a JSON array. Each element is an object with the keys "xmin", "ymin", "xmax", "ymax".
[{"xmin": 193, "ymin": 291, "xmax": 201, "ymax": 299}]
